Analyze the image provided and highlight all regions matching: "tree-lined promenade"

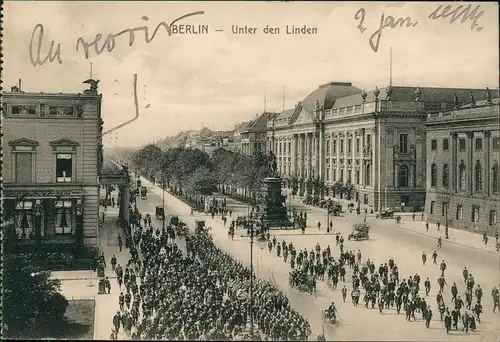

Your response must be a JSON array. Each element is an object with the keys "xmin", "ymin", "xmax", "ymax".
[{"xmin": 129, "ymin": 144, "xmax": 358, "ymax": 207}]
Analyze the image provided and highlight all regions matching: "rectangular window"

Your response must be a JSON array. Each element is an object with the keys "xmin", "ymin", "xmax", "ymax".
[
  {"xmin": 356, "ymin": 138, "xmax": 360, "ymax": 154},
  {"xmin": 475, "ymin": 137, "xmax": 483, "ymax": 151},
  {"xmin": 15, "ymin": 201, "xmax": 33, "ymax": 239},
  {"xmin": 56, "ymin": 154, "xmax": 73, "ymax": 183},
  {"xmin": 55, "ymin": 200, "xmax": 73, "ymax": 235},
  {"xmin": 348, "ymin": 170, "xmax": 352, "ymax": 182},
  {"xmin": 15, "ymin": 153, "xmax": 33, "ymax": 184},
  {"xmin": 493, "ymin": 137, "xmax": 500, "ymax": 150},
  {"xmin": 333, "ymin": 140, "xmax": 337, "ymax": 154},
  {"xmin": 355, "ymin": 170, "xmax": 360, "ymax": 184},
  {"xmin": 472, "ymin": 206, "xmax": 479, "ymax": 223},
  {"xmin": 340, "ymin": 169, "xmax": 344, "ymax": 182},
  {"xmin": 326, "ymin": 140, "xmax": 330, "ymax": 156},
  {"xmin": 288, "ymin": 142, "xmax": 291, "ymax": 155},
  {"xmin": 456, "ymin": 205, "xmax": 463, "ymax": 219},
  {"xmin": 441, "ymin": 202, "xmax": 448, "ymax": 217},
  {"xmin": 326, "ymin": 172, "xmax": 330, "ymax": 182},
  {"xmin": 11, "ymin": 105, "xmax": 37, "ymax": 116},
  {"xmin": 490, "ymin": 210, "xmax": 497, "ymax": 226},
  {"xmin": 366, "ymin": 134, "xmax": 371, "ymax": 147},
  {"xmin": 49, "ymin": 106, "xmax": 74, "ymax": 116},
  {"xmin": 430, "ymin": 201, "xmax": 435, "ymax": 214},
  {"xmin": 340, "ymin": 139, "xmax": 344, "ymax": 154},
  {"xmin": 348, "ymin": 138, "xmax": 352, "ymax": 154},
  {"xmin": 333, "ymin": 169, "xmax": 336, "ymax": 181},
  {"xmin": 459, "ymin": 138, "xmax": 466, "ymax": 151},
  {"xmin": 442, "ymin": 139, "xmax": 449, "ymax": 151},
  {"xmin": 399, "ymin": 134, "xmax": 408, "ymax": 153},
  {"xmin": 431, "ymin": 139, "xmax": 437, "ymax": 151}
]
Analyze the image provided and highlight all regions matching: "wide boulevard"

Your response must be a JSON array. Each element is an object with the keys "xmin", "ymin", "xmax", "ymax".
[{"xmin": 133, "ymin": 177, "xmax": 499, "ymax": 341}]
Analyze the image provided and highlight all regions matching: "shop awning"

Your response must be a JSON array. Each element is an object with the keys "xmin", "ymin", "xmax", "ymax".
[{"xmin": 3, "ymin": 189, "xmax": 84, "ymax": 199}]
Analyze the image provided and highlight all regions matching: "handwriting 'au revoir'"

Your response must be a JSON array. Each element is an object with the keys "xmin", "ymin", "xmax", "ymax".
[{"xmin": 29, "ymin": 11, "xmax": 205, "ymax": 66}]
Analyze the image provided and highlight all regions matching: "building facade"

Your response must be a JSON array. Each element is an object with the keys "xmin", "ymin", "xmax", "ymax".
[
  {"xmin": 267, "ymin": 81, "xmax": 494, "ymax": 210},
  {"xmin": 425, "ymin": 97, "xmax": 500, "ymax": 235},
  {"xmin": 240, "ymin": 112, "xmax": 277, "ymax": 156},
  {"xmin": 2, "ymin": 81, "xmax": 103, "ymax": 249}
]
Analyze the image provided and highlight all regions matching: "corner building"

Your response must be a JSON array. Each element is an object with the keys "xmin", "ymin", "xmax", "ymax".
[
  {"xmin": 2, "ymin": 82, "xmax": 103, "ymax": 249},
  {"xmin": 267, "ymin": 81, "xmax": 492, "ymax": 210},
  {"xmin": 425, "ymin": 98, "xmax": 500, "ymax": 235}
]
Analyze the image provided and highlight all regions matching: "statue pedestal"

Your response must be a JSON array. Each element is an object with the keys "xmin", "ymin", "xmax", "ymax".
[{"xmin": 261, "ymin": 177, "xmax": 291, "ymax": 229}]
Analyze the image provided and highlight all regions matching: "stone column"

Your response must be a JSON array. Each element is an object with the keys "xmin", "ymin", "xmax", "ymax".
[
  {"xmin": 316, "ymin": 131, "xmax": 321, "ymax": 179},
  {"xmin": 300, "ymin": 133, "xmax": 306, "ymax": 180},
  {"xmin": 466, "ymin": 132, "xmax": 474, "ymax": 194},
  {"xmin": 344, "ymin": 132, "xmax": 349, "ymax": 182},
  {"xmin": 484, "ymin": 130, "xmax": 491, "ymax": 196},
  {"xmin": 372, "ymin": 127, "xmax": 378, "ymax": 190},
  {"xmin": 290, "ymin": 135, "xmax": 296, "ymax": 176},
  {"xmin": 451, "ymin": 132, "xmax": 458, "ymax": 192},
  {"xmin": 359, "ymin": 129, "xmax": 364, "ymax": 186},
  {"xmin": 122, "ymin": 184, "xmax": 130, "ymax": 225},
  {"xmin": 307, "ymin": 133, "xmax": 313, "ymax": 179}
]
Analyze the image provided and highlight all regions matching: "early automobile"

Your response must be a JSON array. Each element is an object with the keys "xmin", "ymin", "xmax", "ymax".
[
  {"xmin": 348, "ymin": 223, "xmax": 370, "ymax": 241},
  {"xmin": 140, "ymin": 186, "xmax": 147, "ymax": 199},
  {"xmin": 377, "ymin": 208, "xmax": 395, "ymax": 219},
  {"xmin": 155, "ymin": 205, "xmax": 165, "ymax": 220},
  {"xmin": 328, "ymin": 202, "xmax": 342, "ymax": 216}
]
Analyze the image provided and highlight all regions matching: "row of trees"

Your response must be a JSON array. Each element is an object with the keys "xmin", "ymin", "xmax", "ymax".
[
  {"xmin": 132, "ymin": 144, "xmax": 273, "ymax": 202},
  {"xmin": 131, "ymin": 144, "xmax": 358, "ymax": 202}
]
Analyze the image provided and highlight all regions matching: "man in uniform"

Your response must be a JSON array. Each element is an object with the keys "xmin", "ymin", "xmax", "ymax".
[
  {"xmin": 440, "ymin": 260, "xmax": 447, "ymax": 276},
  {"xmin": 492, "ymin": 286, "xmax": 499, "ymax": 313},
  {"xmin": 424, "ymin": 277, "xmax": 431, "ymax": 296},
  {"xmin": 432, "ymin": 250, "xmax": 438, "ymax": 264}
]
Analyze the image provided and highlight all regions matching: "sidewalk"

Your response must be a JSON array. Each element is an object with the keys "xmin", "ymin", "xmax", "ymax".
[{"xmin": 93, "ymin": 197, "xmax": 131, "ymax": 340}]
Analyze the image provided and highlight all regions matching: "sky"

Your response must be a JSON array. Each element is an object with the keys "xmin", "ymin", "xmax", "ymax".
[{"xmin": 3, "ymin": 1, "xmax": 499, "ymax": 147}]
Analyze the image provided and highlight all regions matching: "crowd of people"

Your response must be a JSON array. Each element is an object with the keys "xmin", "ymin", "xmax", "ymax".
[
  {"xmin": 261, "ymin": 221, "xmax": 498, "ymax": 336},
  {"xmin": 109, "ymin": 208, "xmax": 312, "ymax": 340}
]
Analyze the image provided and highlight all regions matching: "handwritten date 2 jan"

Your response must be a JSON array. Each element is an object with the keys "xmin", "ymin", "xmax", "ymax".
[{"xmin": 355, "ymin": 4, "xmax": 485, "ymax": 53}]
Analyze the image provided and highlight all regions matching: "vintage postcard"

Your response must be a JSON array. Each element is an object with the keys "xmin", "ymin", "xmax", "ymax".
[{"xmin": 2, "ymin": 1, "xmax": 499, "ymax": 341}]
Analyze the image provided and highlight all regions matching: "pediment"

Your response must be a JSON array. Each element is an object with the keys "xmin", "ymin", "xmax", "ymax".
[
  {"xmin": 9, "ymin": 138, "xmax": 39, "ymax": 147},
  {"xmin": 291, "ymin": 105, "xmax": 315, "ymax": 125},
  {"xmin": 49, "ymin": 139, "xmax": 80, "ymax": 147}
]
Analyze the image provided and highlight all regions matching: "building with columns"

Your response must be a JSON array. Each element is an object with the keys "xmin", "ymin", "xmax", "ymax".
[
  {"xmin": 267, "ymin": 81, "xmax": 495, "ymax": 210},
  {"xmin": 425, "ymin": 96, "xmax": 500, "ymax": 235},
  {"xmin": 2, "ymin": 80, "xmax": 103, "ymax": 250}
]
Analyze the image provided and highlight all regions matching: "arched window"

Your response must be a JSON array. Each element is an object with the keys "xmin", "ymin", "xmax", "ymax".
[
  {"xmin": 365, "ymin": 164, "xmax": 371, "ymax": 186},
  {"xmin": 430, "ymin": 164, "xmax": 437, "ymax": 187},
  {"xmin": 459, "ymin": 161, "xmax": 466, "ymax": 191},
  {"xmin": 493, "ymin": 163, "xmax": 500, "ymax": 193},
  {"xmin": 475, "ymin": 161, "xmax": 483, "ymax": 192},
  {"xmin": 399, "ymin": 165, "xmax": 409, "ymax": 187},
  {"xmin": 442, "ymin": 164, "xmax": 449, "ymax": 188}
]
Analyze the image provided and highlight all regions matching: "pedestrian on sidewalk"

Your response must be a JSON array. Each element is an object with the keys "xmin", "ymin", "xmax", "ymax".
[
  {"xmin": 437, "ymin": 221, "xmax": 441, "ymax": 231},
  {"xmin": 421, "ymin": 212, "xmax": 424, "ymax": 221},
  {"xmin": 412, "ymin": 212, "xmax": 415, "ymax": 221},
  {"xmin": 119, "ymin": 292, "xmax": 125, "ymax": 311},
  {"xmin": 432, "ymin": 250, "xmax": 438, "ymax": 264},
  {"xmin": 112, "ymin": 311, "xmax": 121, "ymax": 333},
  {"xmin": 317, "ymin": 221, "xmax": 321, "ymax": 231},
  {"xmin": 425, "ymin": 221, "xmax": 429, "ymax": 231},
  {"xmin": 111, "ymin": 255, "xmax": 117, "ymax": 270},
  {"xmin": 483, "ymin": 233, "xmax": 488, "ymax": 245},
  {"xmin": 118, "ymin": 235, "xmax": 123, "ymax": 252},
  {"xmin": 105, "ymin": 276, "xmax": 111, "ymax": 294},
  {"xmin": 100, "ymin": 253, "xmax": 106, "ymax": 267},
  {"xmin": 329, "ymin": 221, "xmax": 333, "ymax": 232}
]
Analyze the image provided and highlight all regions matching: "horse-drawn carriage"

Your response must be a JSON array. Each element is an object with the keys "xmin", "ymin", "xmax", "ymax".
[
  {"xmin": 321, "ymin": 310, "xmax": 340, "ymax": 326},
  {"xmin": 348, "ymin": 223, "xmax": 370, "ymax": 241},
  {"xmin": 289, "ymin": 269, "xmax": 316, "ymax": 294}
]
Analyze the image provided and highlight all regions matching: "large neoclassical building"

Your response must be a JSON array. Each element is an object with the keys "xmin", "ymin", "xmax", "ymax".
[
  {"xmin": 425, "ymin": 97, "xmax": 500, "ymax": 235},
  {"xmin": 267, "ymin": 81, "xmax": 495, "ymax": 210}
]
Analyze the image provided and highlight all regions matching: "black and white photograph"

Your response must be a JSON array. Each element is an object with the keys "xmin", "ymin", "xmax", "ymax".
[{"xmin": 1, "ymin": 1, "xmax": 499, "ymax": 341}]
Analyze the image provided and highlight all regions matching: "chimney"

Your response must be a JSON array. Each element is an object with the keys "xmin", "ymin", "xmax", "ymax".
[{"xmin": 18, "ymin": 79, "xmax": 22, "ymax": 91}]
